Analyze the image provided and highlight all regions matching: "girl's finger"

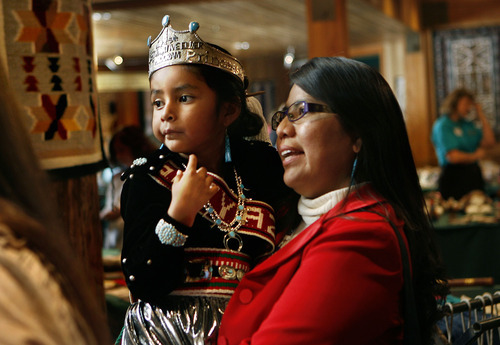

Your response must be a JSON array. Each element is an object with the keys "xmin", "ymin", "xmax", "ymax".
[
  {"xmin": 173, "ymin": 169, "xmax": 183, "ymax": 182},
  {"xmin": 209, "ymin": 183, "xmax": 219, "ymax": 194},
  {"xmin": 185, "ymin": 154, "xmax": 198, "ymax": 172},
  {"xmin": 196, "ymin": 166, "xmax": 208, "ymax": 175}
]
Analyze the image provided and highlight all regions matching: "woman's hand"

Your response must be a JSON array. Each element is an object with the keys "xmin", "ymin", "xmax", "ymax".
[
  {"xmin": 474, "ymin": 102, "xmax": 483, "ymax": 115},
  {"xmin": 474, "ymin": 102, "xmax": 496, "ymax": 148},
  {"xmin": 168, "ymin": 154, "xmax": 219, "ymax": 227}
]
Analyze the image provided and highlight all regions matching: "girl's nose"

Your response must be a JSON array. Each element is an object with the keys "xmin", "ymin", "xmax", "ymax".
[{"xmin": 161, "ymin": 101, "xmax": 175, "ymax": 121}]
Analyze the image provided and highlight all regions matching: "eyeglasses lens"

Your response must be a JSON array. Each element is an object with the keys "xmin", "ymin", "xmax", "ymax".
[
  {"xmin": 272, "ymin": 112, "xmax": 283, "ymax": 131},
  {"xmin": 272, "ymin": 101, "xmax": 309, "ymax": 130},
  {"xmin": 288, "ymin": 101, "xmax": 306, "ymax": 121}
]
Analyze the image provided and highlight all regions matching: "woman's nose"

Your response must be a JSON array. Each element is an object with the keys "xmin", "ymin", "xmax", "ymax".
[{"xmin": 276, "ymin": 116, "xmax": 293, "ymax": 138}]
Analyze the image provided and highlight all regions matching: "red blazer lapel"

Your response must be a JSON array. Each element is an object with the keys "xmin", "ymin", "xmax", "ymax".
[{"xmin": 246, "ymin": 184, "xmax": 384, "ymax": 276}]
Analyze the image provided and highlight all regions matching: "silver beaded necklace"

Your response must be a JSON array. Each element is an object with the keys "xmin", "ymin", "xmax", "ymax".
[
  {"xmin": 204, "ymin": 167, "xmax": 246, "ymax": 251},
  {"xmin": 182, "ymin": 163, "xmax": 247, "ymax": 251}
]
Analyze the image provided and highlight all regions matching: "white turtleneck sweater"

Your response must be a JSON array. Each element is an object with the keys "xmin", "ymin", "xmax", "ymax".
[{"xmin": 279, "ymin": 186, "xmax": 350, "ymax": 248}]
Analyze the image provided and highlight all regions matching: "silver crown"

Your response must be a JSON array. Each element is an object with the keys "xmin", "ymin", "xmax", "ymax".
[{"xmin": 148, "ymin": 15, "xmax": 245, "ymax": 82}]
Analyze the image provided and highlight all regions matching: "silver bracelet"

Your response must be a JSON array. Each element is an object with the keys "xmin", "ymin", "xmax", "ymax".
[{"xmin": 155, "ymin": 219, "xmax": 188, "ymax": 247}]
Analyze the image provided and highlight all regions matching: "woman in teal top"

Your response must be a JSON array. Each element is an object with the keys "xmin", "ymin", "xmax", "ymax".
[{"xmin": 431, "ymin": 88, "xmax": 495, "ymax": 199}]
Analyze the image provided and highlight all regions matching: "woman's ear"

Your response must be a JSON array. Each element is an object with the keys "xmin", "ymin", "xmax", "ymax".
[
  {"xmin": 353, "ymin": 137, "xmax": 362, "ymax": 153},
  {"xmin": 221, "ymin": 101, "xmax": 241, "ymax": 127}
]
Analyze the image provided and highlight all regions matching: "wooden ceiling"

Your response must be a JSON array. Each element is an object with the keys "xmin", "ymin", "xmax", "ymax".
[{"xmin": 91, "ymin": 0, "xmax": 410, "ymax": 68}]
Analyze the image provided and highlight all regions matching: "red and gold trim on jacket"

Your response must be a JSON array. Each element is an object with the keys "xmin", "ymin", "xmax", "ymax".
[
  {"xmin": 170, "ymin": 248, "xmax": 252, "ymax": 297},
  {"xmin": 150, "ymin": 159, "xmax": 277, "ymax": 254}
]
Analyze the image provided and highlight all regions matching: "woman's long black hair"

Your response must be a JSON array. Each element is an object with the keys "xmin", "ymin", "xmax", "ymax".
[{"xmin": 290, "ymin": 56, "xmax": 448, "ymax": 344}]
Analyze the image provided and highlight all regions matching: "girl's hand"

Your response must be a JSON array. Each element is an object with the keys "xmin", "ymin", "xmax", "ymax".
[{"xmin": 168, "ymin": 154, "xmax": 219, "ymax": 227}]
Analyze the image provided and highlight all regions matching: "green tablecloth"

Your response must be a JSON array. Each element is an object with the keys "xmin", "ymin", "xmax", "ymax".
[{"xmin": 433, "ymin": 213, "xmax": 500, "ymax": 283}]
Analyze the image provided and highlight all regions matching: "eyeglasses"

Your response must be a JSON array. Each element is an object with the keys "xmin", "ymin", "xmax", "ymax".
[{"xmin": 271, "ymin": 101, "xmax": 333, "ymax": 130}]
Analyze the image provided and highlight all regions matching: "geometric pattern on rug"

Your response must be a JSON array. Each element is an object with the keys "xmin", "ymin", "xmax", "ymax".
[{"xmin": 1, "ymin": 0, "xmax": 103, "ymax": 170}]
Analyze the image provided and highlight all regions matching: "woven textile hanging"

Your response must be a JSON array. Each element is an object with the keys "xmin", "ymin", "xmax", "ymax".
[{"xmin": 0, "ymin": 0, "xmax": 104, "ymax": 172}]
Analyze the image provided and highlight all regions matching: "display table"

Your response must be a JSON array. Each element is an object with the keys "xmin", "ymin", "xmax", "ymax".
[{"xmin": 433, "ymin": 213, "xmax": 500, "ymax": 284}]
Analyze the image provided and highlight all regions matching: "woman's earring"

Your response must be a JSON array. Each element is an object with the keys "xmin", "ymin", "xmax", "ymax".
[
  {"xmin": 350, "ymin": 156, "xmax": 358, "ymax": 180},
  {"xmin": 225, "ymin": 133, "xmax": 232, "ymax": 163}
]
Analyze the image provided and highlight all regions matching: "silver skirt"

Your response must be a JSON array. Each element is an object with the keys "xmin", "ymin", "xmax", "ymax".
[{"xmin": 120, "ymin": 296, "xmax": 229, "ymax": 345}]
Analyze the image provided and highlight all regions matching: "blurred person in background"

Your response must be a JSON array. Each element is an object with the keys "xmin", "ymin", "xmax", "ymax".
[
  {"xmin": 0, "ymin": 67, "xmax": 110, "ymax": 344},
  {"xmin": 100, "ymin": 126, "xmax": 156, "ymax": 249},
  {"xmin": 432, "ymin": 88, "xmax": 496, "ymax": 200}
]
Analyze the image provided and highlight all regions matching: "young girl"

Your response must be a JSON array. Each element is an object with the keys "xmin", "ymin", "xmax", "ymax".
[{"xmin": 118, "ymin": 16, "xmax": 295, "ymax": 345}]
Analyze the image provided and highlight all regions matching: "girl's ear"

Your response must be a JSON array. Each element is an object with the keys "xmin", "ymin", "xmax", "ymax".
[
  {"xmin": 353, "ymin": 137, "xmax": 362, "ymax": 153},
  {"xmin": 221, "ymin": 101, "xmax": 241, "ymax": 127}
]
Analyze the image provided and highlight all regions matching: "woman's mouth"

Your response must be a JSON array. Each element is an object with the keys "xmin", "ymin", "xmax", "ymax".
[
  {"xmin": 281, "ymin": 149, "xmax": 294, "ymax": 158},
  {"xmin": 279, "ymin": 147, "xmax": 302, "ymax": 165}
]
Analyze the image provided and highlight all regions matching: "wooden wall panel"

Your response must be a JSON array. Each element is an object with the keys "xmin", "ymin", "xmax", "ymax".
[
  {"xmin": 306, "ymin": 0, "xmax": 349, "ymax": 58},
  {"xmin": 405, "ymin": 50, "xmax": 437, "ymax": 167},
  {"xmin": 51, "ymin": 174, "xmax": 106, "ymax": 310},
  {"xmin": 421, "ymin": 0, "xmax": 500, "ymax": 28},
  {"xmin": 242, "ymin": 55, "xmax": 291, "ymax": 110}
]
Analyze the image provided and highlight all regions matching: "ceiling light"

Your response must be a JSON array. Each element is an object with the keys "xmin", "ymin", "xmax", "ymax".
[
  {"xmin": 105, "ymin": 55, "xmax": 123, "ymax": 71},
  {"xmin": 283, "ymin": 46, "xmax": 295, "ymax": 69},
  {"xmin": 113, "ymin": 55, "xmax": 123, "ymax": 65},
  {"xmin": 92, "ymin": 12, "xmax": 111, "ymax": 21},
  {"xmin": 233, "ymin": 41, "xmax": 250, "ymax": 50}
]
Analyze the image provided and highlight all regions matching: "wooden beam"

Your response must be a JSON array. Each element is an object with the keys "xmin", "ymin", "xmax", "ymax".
[
  {"xmin": 92, "ymin": 0, "xmax": 229, "ymax": 11},
  {"xmin": 306, "ymin": 0, "xmax": 349, "ymax": 58},
  {"xmin": 401, "ymin": 0, "xmax": 421, "ymax": 32}
]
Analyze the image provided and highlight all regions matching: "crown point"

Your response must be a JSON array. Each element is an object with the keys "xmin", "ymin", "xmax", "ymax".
[
  {"xmin": 189, "ymin": 21, "xmax": 199, "ymax": 33},
  {"xmin": 162, "ymin": 15, "xmax": 170, "ymax": 27},
  {"xmin": 147, "ymin": 36, "xmax": 152, "ymax": 47}
]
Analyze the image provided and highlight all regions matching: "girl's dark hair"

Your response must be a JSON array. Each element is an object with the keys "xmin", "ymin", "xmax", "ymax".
[
  {"xmin": 183, "ymin": 43, "xmax": 263, "ymax": 140},
  {"xmin": 109, "ymin": 125, "xmax": 156, "ymax": 166},
  {"xmin": 290, "ymin": 56, "xmax": 448, "ymax": 344}
]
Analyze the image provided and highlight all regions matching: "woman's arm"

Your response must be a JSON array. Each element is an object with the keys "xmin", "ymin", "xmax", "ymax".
[
  {"xmin": 476, "ymin": 103, "xmax": 496, "ymax": 148},
  {"xmin": 446, "ymin": 147, "xmax": 485, "ymax": 164}
]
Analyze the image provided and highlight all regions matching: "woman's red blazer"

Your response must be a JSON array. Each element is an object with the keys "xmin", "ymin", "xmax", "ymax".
[{"xmin": 218, "ymin": 185, "xmax": 408, "ymax": 345}]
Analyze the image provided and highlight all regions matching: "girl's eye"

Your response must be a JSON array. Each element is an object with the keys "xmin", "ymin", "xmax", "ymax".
[
  {"xmin": 179, "ymin": 95, "xmax": 193, "ymax": 103},
  {"xmin": 152, "ymin": 100, "xmax": 163, "ymax": 109}
]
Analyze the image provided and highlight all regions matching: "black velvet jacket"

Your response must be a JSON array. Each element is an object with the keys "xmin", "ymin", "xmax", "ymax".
[{"xmin": 120, "ymin": 138, "xmax": 296, "ymax": 306}]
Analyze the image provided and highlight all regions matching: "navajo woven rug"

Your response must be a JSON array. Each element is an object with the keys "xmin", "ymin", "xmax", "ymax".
[{"xmin": 0, "ymin": 0, "xmax": 103, "ymax": 171}]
